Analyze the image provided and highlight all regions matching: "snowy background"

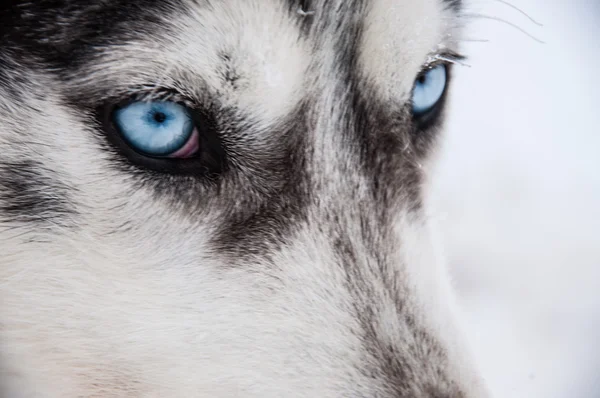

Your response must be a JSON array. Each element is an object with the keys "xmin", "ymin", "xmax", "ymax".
[{"xmin": 430, "ymin": 0, "xmax": 600, "ymax": 397}]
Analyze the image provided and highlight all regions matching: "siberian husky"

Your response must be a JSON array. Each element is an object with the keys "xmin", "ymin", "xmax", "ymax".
[{"xmin": 0, "ymin": 0, "xmax": 489, "ymax": 396}]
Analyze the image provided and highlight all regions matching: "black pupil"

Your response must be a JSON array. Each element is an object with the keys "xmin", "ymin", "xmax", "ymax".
[
  {"xmin": 418, "ymin": 74, "xmax": 427, "ymax": 84},
  {"xmin": 153, "ymin": 111, "xmax": 167, "ymax": 123}
]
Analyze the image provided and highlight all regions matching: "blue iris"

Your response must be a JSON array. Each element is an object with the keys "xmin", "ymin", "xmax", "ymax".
[
  {"xmin": 113, "ymin": 101, "xmax": 194, "ymax": 156},
  {"xmin": 411, "ymin": 64, "xmax": 447, "ymax": 116}
]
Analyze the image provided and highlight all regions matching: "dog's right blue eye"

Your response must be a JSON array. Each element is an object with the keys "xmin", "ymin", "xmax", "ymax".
[
  {"xmin": 113, "ymin": 101, "xmax": 198, "ymax": 158},
  {"xmin": 411, "ymin": 64, "xmax": 447, "ymax": 117}
]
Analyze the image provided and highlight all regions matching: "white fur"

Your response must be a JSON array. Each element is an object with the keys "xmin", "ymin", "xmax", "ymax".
[{"xmin": 360, "ymin": 0, "xmax": 461, "ymax": 101}]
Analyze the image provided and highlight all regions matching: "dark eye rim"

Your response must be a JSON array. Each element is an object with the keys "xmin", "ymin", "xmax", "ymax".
[
  {"xmin": 98, "ymin": 99, "xmax": 227, "ymax": 177},
  {"xmin": 410, "ymin": 62, "xmax": 452, "ymax": 131}
]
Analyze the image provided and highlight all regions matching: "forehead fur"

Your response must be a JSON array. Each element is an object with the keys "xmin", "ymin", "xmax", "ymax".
[
  {"xmin": 360, "ymin": 0, "xmax": 462, "ymax": 100},
  {"xmin": 3, "ymin": 0, "xmax": 462, "ymax": 125}
]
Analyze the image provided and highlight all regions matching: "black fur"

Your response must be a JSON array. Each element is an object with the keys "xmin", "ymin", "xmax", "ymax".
[
  {"xmin": 444, "ymin": 0, "xmax": 463, "ymax": 12},
  {"xmin": 0, "ymin": 160, "xmax": 75, "ymax": 225},
  {"xmin": 0, "ymin": 0, "xmax": 185, "ymax": 68},
  {"xmin": 210, "ymin": 101, "xmax": 313, "ymax": 258}
]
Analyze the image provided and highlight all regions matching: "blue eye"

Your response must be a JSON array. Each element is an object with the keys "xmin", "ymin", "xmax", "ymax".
[
  {"xmin": 411, "ymin": 64, "xmax": 447, "ymax": 116},
  {"xmin": 113, "ymin": 101, "xmax": 198, "ymax": 158}
]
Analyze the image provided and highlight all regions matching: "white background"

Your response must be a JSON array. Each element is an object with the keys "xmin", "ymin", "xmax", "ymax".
[{"xmin": 431, "ymin": 0, "xmax": 600, "ymax": 396}]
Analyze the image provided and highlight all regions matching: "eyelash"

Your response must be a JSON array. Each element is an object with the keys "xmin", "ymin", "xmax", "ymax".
[
  {"xmin": 423, "ymin": 51, "xmax": 468, "ymax": 69},
  {"xmin": 116, "ymin": 90, "xmax": 195, "ymax": 109}
]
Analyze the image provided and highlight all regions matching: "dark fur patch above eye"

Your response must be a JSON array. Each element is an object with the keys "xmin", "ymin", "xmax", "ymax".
[
  {"xmin": 217, "ymin": 52, "xmax": 242, "ymax": 89},
  {"xmin": 0, "ymin": 160, "xmax": 76, "ymax": 225},
  {"xmin": 0, "ymin": 0, "xmax": 186, "ymax": 70}
]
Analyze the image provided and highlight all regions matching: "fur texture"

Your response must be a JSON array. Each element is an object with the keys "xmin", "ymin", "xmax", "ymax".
[{"xmin": 0, "ymin": 1, "xmax": 488, "ymax": 396}]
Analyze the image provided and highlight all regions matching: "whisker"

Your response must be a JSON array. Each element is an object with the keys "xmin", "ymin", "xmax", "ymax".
[
  {"xmin": 459, "ymin": 38, "xmax": 491, "ymax": 43},
  {"xmin": 462, "ymin": 12, "xmax": 545, "ymax": 44},
  {"xmin": 489, "ymin": 0, "xmax": 543, "ymax": 26}
]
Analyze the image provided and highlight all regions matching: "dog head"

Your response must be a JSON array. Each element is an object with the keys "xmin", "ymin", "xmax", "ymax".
[{"xmin": 0, "ymin": 0, "xmax": 488, "ymax": 396}]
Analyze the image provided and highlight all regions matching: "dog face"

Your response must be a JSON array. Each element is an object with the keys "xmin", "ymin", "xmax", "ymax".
[{"xmin": 0, "ymin": 0, "xmax": 488, "ymax": 396}]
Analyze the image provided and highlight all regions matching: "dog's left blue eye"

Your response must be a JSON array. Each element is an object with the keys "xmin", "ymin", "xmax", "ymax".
[
  {"xmin": 113, "ymin": 101, "xmax": 197, "ymax": 157},
  {"xmin": 411, "ymin": 64, "xmax": 447, "ymax": 116}
]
